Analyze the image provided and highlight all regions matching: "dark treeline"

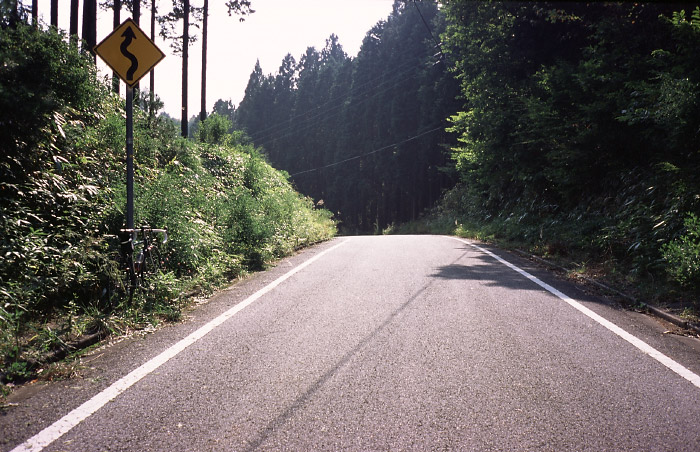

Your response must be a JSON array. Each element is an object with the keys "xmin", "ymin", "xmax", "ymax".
[{"xmin": 234, "ymin": 1, "xmax": 460, "ymax": 233}]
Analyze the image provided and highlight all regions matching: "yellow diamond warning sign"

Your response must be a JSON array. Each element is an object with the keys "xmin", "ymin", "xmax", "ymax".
[{"xmin": 94, "ymin": 18, "xmax": 165, "ymax": 88}]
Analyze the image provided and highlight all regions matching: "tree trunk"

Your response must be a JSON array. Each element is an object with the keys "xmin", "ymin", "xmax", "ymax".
[
  {"xmin": 181, "ymin": 0, "xmax": 190, "ymax": 137},
  {"xmin": 70, "ymin": 0, "xmax": 79, "ymax": 38},
  {"xmin": 200, "ymin": 0, "xmax": 208, "ymax": 121},
  {"xmin": 133, "ymin": 0, "xmax": 141, "ymax": 104},
  {"xmin": 112, "ymin": 0, "xmax": 121, "ymax": 93},
  {"xmin": 50, "ymin": 0, "xmax": 58, "ymax": 27},
  {"xmin": 31, "ymin": 0, "xmax": 38, "ymax": 25},
  {"xmin": 82, "ymin": 0, "xmax": 97, "ymax": 61},
  {"xmin": 7, "ymin": 0, "xmax": 19, "ymax": 27},
  {"xmin": 149, "ymin": 0, "xmax": 156, "ymax": 110}
]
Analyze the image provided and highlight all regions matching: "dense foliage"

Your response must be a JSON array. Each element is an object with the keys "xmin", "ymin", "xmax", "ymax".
[
  {"xmin": 436, "ymin": 2, "xmax": 700, "ymax": 294},
  {"xmin": 0, "ymin": 22, "xmax": 334, "ymax": 383},
  {"xmin": 234, "ymin": 1, "xmax": 460, "ymax": 233}
]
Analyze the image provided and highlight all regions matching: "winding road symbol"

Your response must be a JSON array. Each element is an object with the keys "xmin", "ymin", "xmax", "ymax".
[
  {"xmin": 94, "ymin": 18, "xmax": 165, "ymax": 88},
  {"xmin": 120, "ymin": 26, "xmax": 139, "ymax": 82}
]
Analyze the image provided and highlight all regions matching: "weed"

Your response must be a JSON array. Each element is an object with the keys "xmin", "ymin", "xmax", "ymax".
[{"xmin": 663, "ymin": 214, "xmax": 700, "ymax": 291}]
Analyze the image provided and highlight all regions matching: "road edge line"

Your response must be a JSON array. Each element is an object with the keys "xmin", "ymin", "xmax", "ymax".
[
  {"xmin": 10, "ymin": 239, "xmax": 348, "ymax": 452},
  {"xmin": 450, "ymin": 236, "xmax": 700, "ymax": 391}
]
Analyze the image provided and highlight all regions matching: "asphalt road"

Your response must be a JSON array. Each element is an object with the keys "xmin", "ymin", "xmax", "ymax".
[{"xmin": 3, "ymin": 235, "xmax": 700, "ymax": 451}]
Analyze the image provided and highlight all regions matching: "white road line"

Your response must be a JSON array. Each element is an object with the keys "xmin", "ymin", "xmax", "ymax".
[
  {"xmin": 451, "ymin": 236, "xmax": 700, "ymax": 390},
  {"xmin": 11, "ymin": 240, "xmax": 348, "ymax": 452}
]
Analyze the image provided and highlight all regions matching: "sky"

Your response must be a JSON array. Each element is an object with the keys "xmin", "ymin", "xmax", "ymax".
[{"xmin": 34, "ymin": 0, "xmax": 397, "ymax": 118}]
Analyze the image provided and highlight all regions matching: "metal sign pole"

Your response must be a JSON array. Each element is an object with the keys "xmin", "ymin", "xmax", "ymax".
[{"xmin": 126, "ymin": 86, "xmax": 134, "ymax": 230}]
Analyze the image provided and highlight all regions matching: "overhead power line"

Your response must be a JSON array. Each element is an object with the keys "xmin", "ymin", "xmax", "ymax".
[
  {"xmin": 249, "ymin": 52, "xmax": 432, "ymax": 147},
  {"xmin": 289, "ymin": 125, "xmax": 444, "ymax": 178},
  {"xmin": 246, "ymin": 6, "xmax": 447, "ymax": 148},
  {"xmin": 255, "ymin": 71, "xmax": 421, "ymax": 150},
  {"xmin": 412, "ymin": 0, "xmax": 449, "ymax": 66}
]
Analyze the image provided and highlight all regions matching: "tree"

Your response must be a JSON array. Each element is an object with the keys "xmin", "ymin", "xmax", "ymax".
[
  {"xmin": 149, "ymin": 0, "xmax": 156, "ymax": 105},
  {"xmin": 212, "ymin": 98, "xmax": 236, "ymax": 128},
  {"xmin": 181, "ymin": 0, "xmax": 189, "ymax": 137},
  {"xmin": 200, "ymin": 0, "xmax": 208, "ymax": 122},
  {"xmin": 0, "ymin": 0, "xmax": 25, "ymax": 27},
  {"xmin": 132, "ymin": 0, "xmax": 141, "ymax": 97},
  {"xmin": 159, "ymin": 0, "xmax": 199, "ymax": 137},
  {"xmin": 235, "ymin": 59, "xmax": 266, "ymax": 134},
  {"xmin": 110, "ymin": 0, "xmax": 121, "ymax": 92},
  {"xmin": 234, "ymin": 1, "xmax": 456, "ymax": 231},
  {"xmin": 159, "ymin": 1, "xmax": 253, "ymax": 137},
  {"xmin": 439, "ymin": 1, "xmax": 700, "ymax": 279}
]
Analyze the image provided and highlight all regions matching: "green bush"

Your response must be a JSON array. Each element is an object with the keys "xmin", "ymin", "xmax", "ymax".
[
  {"xmin": 197, "ymin": 113, "xmax": 233, "ymax": 145},
  {"xmin": 663, "ymin": 214, "xmax": 700, "ymax": 290}
]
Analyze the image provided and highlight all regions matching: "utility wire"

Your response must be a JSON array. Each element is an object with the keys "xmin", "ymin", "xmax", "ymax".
[
  {"xmin": 247, "ymin": 10, "xmax": 445, "ymax": 146},
  {"xmin": 248, "ymin": 52, "xmax": 420, "ymax": 140},
  {"xmin": 289, "ymin": 125, "xmax": 444, "ymax": 178},
  {"xmin": 248, "ymin": 53, "xmax": 432, "ymax": 145},
  {"xmin": 412, "ymin": 0, "xmax": 450, "ymax": 66},
  {"xmin": 255, "ymin": 71, "xmax": 421, "ymax": 149}
]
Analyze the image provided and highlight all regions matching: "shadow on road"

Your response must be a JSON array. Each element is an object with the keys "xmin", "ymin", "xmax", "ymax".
[{"xmin": 430, "ymin": 251, "xmax": 535, "ymax": 291}]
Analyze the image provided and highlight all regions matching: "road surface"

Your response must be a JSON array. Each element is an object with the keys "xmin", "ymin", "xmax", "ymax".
[{"xmin": 3, "ymin": 235, "xmax": 700, "ymax": 451}]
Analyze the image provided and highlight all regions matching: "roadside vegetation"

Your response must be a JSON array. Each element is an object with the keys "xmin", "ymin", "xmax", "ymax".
[{"xmin": 0, "ymin": 23, "xmax": 335, "ymax": 388}]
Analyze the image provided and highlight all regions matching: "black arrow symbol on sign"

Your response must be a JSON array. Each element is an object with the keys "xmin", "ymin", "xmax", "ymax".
[{"xmin": 120, "ymin": 26, "xmax": 138, "ymax": 81}]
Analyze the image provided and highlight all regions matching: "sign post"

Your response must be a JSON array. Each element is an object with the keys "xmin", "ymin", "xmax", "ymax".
[
  {"xmin": 125, "ymin": 87, "xmax": 134, "ymax": 229},
  {"xmin": 94, "ymin": 18, "xmax": 165, "ymax": 230}
]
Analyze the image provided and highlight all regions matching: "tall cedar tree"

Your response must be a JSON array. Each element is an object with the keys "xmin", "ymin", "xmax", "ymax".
[
  {"xmin": 1, "ymin": 0, "xmax": 24, "ymax": 27},
  {"xmin": 111, "ymin": 0, "xmax": 121, "ymax": 93},
  {"xmin": 181, "ymin": 0, "xmax": 189, "ymax": 137},
  {"xmin": 159, "ymin": 0, "xmax": 195, "ymax": 137},
  {"xmin": 160, "ymin": 1, "xmax": 252, "ymax": 136},
  {"xmin": 132, "ymin": 0, "xmax": 140, "ymax": 97},
  {"xmin": 159, "ymin": 0, "xmax": 199, "ymax": 137},
  {"xmin": 200, "ymin": 0, "xmax": 208, "ymax": 121},
  {"xmin": 149, "ymin": 0, "xmax": 156, "ymax": 103}
]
